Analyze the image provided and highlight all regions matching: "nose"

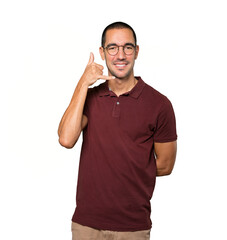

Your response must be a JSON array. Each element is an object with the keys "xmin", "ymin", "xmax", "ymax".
[{"xmin": 117, "ymin": 46, "xmax": 126, "ymax": 59}]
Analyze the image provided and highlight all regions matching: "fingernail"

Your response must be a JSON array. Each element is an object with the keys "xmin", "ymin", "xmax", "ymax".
[{"xmin": 112, "ymin": 76, "xmax": 116, "ymax": 79}]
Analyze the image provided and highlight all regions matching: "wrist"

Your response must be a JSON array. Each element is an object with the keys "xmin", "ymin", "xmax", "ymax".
[{"xmin": 79, "ymin": 76, "xmax": 90, "ymax": 89}]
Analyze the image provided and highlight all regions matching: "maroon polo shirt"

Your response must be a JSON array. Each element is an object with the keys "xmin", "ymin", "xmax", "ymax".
[{"xmin": 72, "ymin": 76, "xmax": 177, "ymax": 231}]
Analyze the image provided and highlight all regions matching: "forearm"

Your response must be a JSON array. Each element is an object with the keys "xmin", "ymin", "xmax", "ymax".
[
  {"xmin": 58, "ymin": 77, "xmax": 89, "ymax": 148},
  {"xmin": 58, "ymin": 52, "xmax": 115, "ymax": 148}
]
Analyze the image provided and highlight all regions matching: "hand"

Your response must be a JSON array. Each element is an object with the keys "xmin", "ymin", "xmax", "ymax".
[{"xmin": 81, "ymin": 52, "xmax": 115, "ymax": 86}]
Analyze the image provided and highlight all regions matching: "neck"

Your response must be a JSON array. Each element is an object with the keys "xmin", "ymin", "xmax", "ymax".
[{"xmin": 108, "ymin": 76, "xmax": 138, "ymax": 96}]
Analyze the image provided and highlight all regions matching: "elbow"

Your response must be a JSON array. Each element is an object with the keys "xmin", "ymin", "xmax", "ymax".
[
  {"xmin": 58, "ymin": 127, "xmax": 82, "ymax": 149},
  {"xmin": 164, "ymin": 164, "xmax": 174, "ymax": 175},
  {"xmin": 156, "ymin": 167, "xmax": 173, "ymax": 176},
  {"xmin": 58, "ymin": 122, "xmax": 85, "ymax": 148},
  {"xmin": 163, "ymin": 168, "xmax": 173, "ymax": 176},
  {"xmin": 156, "ymin": 159, "xmax": 175, "ymax": 176},
  {"xmin": 58, "ymin": 136, "xmax": 78, "ymax": 149}
]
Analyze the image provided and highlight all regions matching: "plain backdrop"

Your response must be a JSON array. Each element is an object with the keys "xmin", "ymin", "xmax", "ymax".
[{"xmin": 1, "ymin": 0, "xmax": 227, "ymax": 239}]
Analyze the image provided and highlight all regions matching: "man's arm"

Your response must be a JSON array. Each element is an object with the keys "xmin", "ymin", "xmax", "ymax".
[
  {"xmin": 154, "ymin": 141, "xmax": 177, "ymax": 176},
  {"xmin": 58, "ymin": 53, "xmax": 114, "ymax": 149}
]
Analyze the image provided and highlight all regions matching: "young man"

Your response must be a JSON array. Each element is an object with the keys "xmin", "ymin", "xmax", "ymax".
[{"xmin": 58, "ymin": 22, "xmax": 177, "ymax": 240}]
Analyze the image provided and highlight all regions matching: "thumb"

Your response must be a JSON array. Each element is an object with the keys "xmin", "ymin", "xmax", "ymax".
[{"xmin": 88, "ymin": 52, "xmax": 94, "ymax": 65}]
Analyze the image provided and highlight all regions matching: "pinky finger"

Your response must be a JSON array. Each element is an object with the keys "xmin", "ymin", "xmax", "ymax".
[{"xmin": 98, "ymin": 75, "xmax": 116, "ymax": 80}]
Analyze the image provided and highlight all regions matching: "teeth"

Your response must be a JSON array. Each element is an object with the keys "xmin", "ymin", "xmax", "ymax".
[{"xmin": 116, "ymin": 64, "xmax": 126, "ymax": 66}]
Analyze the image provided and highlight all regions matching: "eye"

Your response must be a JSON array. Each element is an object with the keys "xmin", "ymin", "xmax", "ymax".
[
  {"xmin": 108, "ymin": 46, "xmax": 117, "ymax": 51},
  {"xmin": 125, "ymin": 45, "xmax": 133, "ymax": 50}
]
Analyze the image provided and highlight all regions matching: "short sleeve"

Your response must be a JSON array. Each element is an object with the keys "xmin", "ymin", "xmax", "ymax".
[
  {"xmin": 153, "ymin": 99, "xmax": 177, "ymax": 143},
  {"xmin": 83, "ymin": 88, "xmax": 92, "ymax": 117}
]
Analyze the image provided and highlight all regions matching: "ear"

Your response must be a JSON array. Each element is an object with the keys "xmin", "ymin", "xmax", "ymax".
[
  {"xmin": 135, "ymin": 45, "xmax": 139, "ymax": 60},
  {"xmin": 99, "ymin": 47, "xmax": 105, "ymax": 60}
]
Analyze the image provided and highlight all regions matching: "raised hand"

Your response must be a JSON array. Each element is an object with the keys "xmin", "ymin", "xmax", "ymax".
[{"xmin": 81, "ymin": 52, "xmax": 115, "ymax": 87}]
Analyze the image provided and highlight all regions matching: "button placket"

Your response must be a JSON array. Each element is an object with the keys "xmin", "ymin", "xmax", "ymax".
[{"xmin": 112, "ymin": 98, "xmax": 120, "ymax": 118}]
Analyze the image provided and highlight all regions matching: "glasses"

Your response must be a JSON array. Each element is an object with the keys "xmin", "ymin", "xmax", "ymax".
[{"xmin": 103, "ymin": 44, "xmax": 136, "ymax": 56}]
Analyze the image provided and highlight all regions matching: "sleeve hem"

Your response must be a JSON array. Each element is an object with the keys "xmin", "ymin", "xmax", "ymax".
[{"xmin": 154, "ymin": 136, "xmax": 177, "ymax": 143}]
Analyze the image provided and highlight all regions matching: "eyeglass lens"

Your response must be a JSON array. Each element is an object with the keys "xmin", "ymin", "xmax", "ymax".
[{"xmin": 107, "ymin": 45, "xmax": 135, "ymax": 55}]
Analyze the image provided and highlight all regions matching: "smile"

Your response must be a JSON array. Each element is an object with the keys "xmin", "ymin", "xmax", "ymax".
[{"xmin": 114, "ymin": 62, "xmax": 128, "ymax": 68}]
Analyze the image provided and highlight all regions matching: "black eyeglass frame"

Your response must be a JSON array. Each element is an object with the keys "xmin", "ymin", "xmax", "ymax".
[{"xmin": 103, "ymin": 43, "xmax": 136, "ymax": 56}]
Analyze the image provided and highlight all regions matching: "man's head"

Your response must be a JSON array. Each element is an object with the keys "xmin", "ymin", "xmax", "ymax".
[
  {"xmin": 99, "ymin": 22, "xmax": 139, "ymax": 80},
  {"xmin": 101, "ymin": 22, "xmax": 137, "ymax": 47}
]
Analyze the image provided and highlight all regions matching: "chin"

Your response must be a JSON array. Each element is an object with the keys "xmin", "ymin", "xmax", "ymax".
[{"xmin": 109, "ymin": 71, "xmax": 131, "ymax": 80}]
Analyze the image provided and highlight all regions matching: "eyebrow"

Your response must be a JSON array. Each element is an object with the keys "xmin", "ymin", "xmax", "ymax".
[{"xmin": 106, "ymin": 42, "xmax": 135, "ymax": 48}]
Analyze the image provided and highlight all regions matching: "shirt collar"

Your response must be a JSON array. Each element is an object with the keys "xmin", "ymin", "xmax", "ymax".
[{"xmin": 98, "ymin": 76, "xmax": 145, "ymax": 99}]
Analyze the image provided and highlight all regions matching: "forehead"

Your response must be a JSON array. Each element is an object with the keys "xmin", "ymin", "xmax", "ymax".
[{"xmin": 105, "ymin": 28, "xmax": 135, "ymax": 46}]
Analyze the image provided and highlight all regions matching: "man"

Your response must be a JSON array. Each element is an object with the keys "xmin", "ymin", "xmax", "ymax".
[{"xmin": 58, "ymin": 22, "xmax": 177, "ymax": 240}]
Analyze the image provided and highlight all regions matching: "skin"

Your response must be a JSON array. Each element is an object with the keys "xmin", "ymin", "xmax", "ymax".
[
  {"xmin": 58, "ymin": 28, "xmax": 177, "ymax": 176},
  {"xmin": 58, "ymin": 53, "xmax": 113, "ymax": 148},
  {"xmin": 99, "ymin": 28, "xmax": 139, "ymax": 96},
  {"xmin": 155, "ymin": 141, "xmax": 177, "ymax": 176}
]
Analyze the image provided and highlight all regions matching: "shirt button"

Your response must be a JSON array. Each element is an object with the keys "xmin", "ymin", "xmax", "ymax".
[{"xmin": 117, "ymin": 101, "xmax": 120, "ymax": 105}]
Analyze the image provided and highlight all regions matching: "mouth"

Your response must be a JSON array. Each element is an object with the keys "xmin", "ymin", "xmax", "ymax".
[{"xmin": 114, "ymin": 62, "xmax": 128, "ymax": 69}]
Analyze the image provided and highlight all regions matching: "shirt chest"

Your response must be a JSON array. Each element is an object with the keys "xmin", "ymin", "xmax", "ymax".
[{"xmin": 88, "ymin": 96, "xmax": 157, "ymax": 143}]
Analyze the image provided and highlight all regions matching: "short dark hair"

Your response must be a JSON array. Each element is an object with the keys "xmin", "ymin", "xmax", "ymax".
[{"xmin": 101, "ymin": 21, "xmax": 137, "ymax": 47}]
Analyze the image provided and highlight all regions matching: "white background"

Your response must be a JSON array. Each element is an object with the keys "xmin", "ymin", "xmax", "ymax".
[{"xmin": 1, "ymin": 0, "xmax": 227, "ymax": 239}]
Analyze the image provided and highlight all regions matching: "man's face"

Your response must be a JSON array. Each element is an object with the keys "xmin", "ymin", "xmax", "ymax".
[{"xmin": 99, "ymin": 28, "xmax": 139, "ymax": 80}]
